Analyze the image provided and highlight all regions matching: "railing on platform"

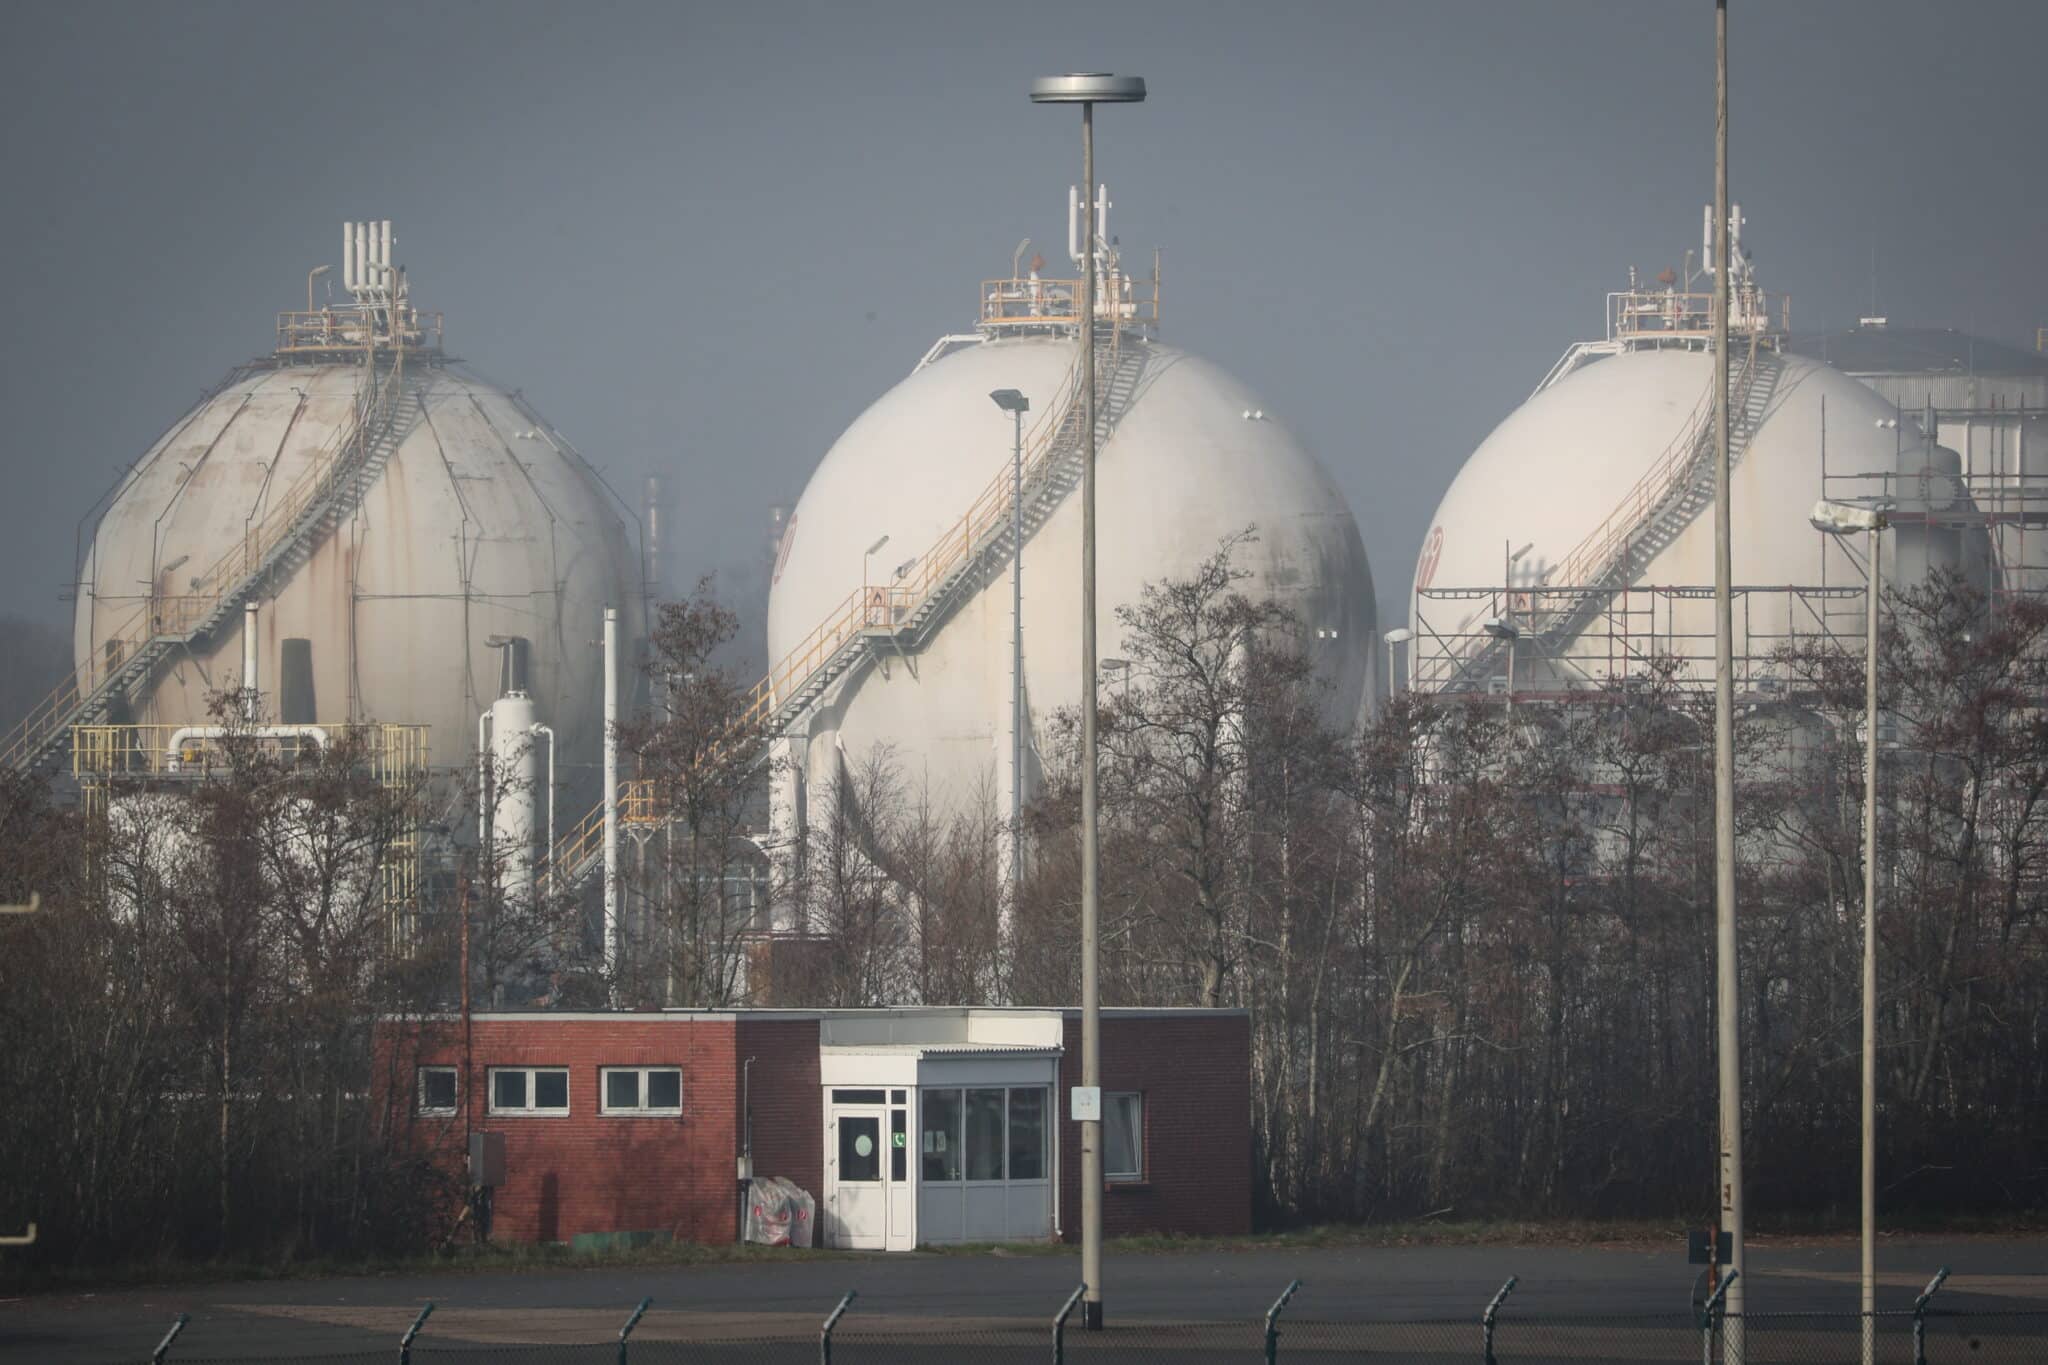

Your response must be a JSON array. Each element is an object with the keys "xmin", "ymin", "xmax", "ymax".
[
  {"xmin": 1534, "ymin": 335, "xmax": 1761, "ymax": 621},
  {"xmin": 2, "ymin": 357, "xmax": 402, "ymax": 774},
  {"xmin": 546, "ymin": 330, "xmax": 1117, "ymax": 881},
  {"xmin": 1608, "ymin": 285, "xmax": 1786, "ymax": 343},
  {"xmin": 546, "ymin": 778, "xmax": 661, "ymax": 882},
  {"xmin": 978, "ymin": 274, "xmax": 1158, "ymax": 331},
  {"xmin": 72, "ymin": 723, "xmax": 427, "ymax": 783},
  {"xmin": 276, "ymin": 307, "xmax": 442, "ymax": 355},
  {"xmin": 736, "ymin": 341, "xmax": 1089, "ymax": 732}
]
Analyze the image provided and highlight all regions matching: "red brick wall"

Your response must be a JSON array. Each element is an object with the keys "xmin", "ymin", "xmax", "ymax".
[
  {"xmin": 390, "ymin": 1016, "xmax": 741, "ymax": 1245},
  {"xmin": 1056, "ymin": 1013, "xmax": 1252, "ymax": 1240},
  {"xmin": 734, "ymin": 1017, "xmax": 823, "ymax": 1200},
  {"xmin": 380, "ymin": 1009, "xmax": 1248, "ymax": 1249}
]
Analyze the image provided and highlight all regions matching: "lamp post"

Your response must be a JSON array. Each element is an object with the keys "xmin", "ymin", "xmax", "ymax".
[
  {"xmin": 1811, "ymin": 497, "xmax": 1889, "ymax": 1365},
  {"xmin": 1030, "ymin": 69, "xmax": 1145, "ymax": 1333},
  {"xmin": 1709, "ymin": 3, "xmax": 1749, "ymax": 1341},
  {"xmin": 991, "ymin": 389, "xmax": 1030, "ymax": 887},
  {"xmin": 1382, "ymin": 628, "xmax": 1413, "ymax": 704}
]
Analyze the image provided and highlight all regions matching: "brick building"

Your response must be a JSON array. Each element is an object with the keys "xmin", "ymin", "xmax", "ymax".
[{"xmin": 381, "ymin": 1007, "xmax": 1249, "ymax": 1250}]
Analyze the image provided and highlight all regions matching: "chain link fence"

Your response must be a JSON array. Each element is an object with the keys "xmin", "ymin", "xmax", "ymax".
[{"xmin": 131, "ymin": 1268, "xmax": 2048, "ymax": 1364}]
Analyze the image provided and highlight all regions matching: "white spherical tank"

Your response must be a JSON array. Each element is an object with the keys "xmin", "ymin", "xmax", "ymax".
[
  {"xmin": 768, "ymin": 333, "xmax": 1376, "ymax": 814},
  {"xmin": 75, "ymin": 359, "xmax": 640, "ymax": 788},
  {"xmin": 1412, "ymin": 347, "xmax": 1992, "ymax": 689}
]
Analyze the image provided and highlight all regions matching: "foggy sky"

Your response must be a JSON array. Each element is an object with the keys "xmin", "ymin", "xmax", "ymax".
[{"xmin": 5, "ymin": 0, "xmax": 2044, "ymax": 649}]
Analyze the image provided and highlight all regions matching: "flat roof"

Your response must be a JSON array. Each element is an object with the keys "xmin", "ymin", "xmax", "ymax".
[
  {"xmin": 820, "ymin": 1043, "xmax": 1064, "ymax": 1058},
  {"xmin": 1787, "ymin": 325, "xmax": 2048, "ymax": 378},
  {"xmin": 395, "ymin": 1006, "xmax": 1249, "ymax": 1023}
]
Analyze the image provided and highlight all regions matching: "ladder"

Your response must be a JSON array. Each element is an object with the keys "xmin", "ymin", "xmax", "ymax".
[
  {"xmin": 1439, "ymin": 334, "xmax": 1780, "ymax": 692},
  {"xmin": 545, "ymin": 329, "xmax": 1150, "ymax": 891},
  {"xmin": 2, "ymin": 354, "xmax": 411, "ymax": 777}
]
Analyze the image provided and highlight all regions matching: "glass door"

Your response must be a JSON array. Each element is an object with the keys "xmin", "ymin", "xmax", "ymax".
[{"xmin": 826, "ymin": 1107, "xmax": 886, "ymax": 1248}]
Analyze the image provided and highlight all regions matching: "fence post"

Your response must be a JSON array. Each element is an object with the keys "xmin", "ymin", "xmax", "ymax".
[
  {"xmin": 1698, "ymin": 1270, "xmax": 1736, "ymax": 1365},
  {"xmin": 399, "ymin": 1302, "xmax": 434, "ymax": 1365},
  {"xmin": 1912, "ymin": 1266, "xmax": 1950, "ymax": 1365},
  {"xmin": 820, "ymin": 1289, "xmax": 856, "ymax": 1365},
  {"xmin": 1264, "ymin": 1279, "xmax": 1302, "ymax": 1365},
  {"xmin": 1053, "ymin": 1283, "xmax": 1087, "ymax": 1365},
  {"xmin": 618, "ymin": 1296, "xmax": 651, "ymax": 1365},
  {"xmin": 152, "ymin": 1313, "xmax": 190, "ymax": 1365},
  {"xmin": 1482, "ymin": 1277, "xmax": 1518, "ymax": 1365}
]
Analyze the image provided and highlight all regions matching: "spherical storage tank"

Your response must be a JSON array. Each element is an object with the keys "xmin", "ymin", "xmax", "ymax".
[
  {"xmin": 1412, "ymin": 345, "xmax": 1992, "ymax": 690},
  {"xmin": 74, "ymin": 224, "xmax": 640, "ymax": 792},
  {"xmin": 767, "ymin": 260, "xmax": 1377, "ymax": 820}
]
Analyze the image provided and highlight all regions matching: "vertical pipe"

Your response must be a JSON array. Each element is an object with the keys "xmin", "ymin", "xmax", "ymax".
[
  {"xmin": 532, "ymin": 724, "xmax": 557, "ymax": 896},
  {"xmin": 604, "ymin": 606, "xmax": 620, "ymax": 995},
  {"xmin": 1078, "ymin": 97, "xmax": 1103, "ymax": 1332},
  {"xmin": 343, "ymin": 222, "xmax": 355, "ymax": 293},
  {"xmin": 1861, "ymin": 526, "xmax": 1882, "ymax": 1365},
  {"xmin": 380, "ymin": 220, "xmax": 393, "ymax": 281},
  {"xmin": 1710, "ymin": 0, "xmax": 1748, "ymax": 1342},
  {"xmin": 477, "ymin": 710, "xmax": 491, "ymax": 849},
  {"xmin": 242, "ymin": 602, "xmax": 259, "ymax": 721}
]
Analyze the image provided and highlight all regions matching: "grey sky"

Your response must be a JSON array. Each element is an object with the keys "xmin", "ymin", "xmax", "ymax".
[{"xmin": 5, "ymin": 0, "xmax": 2044, "ymax": 648}]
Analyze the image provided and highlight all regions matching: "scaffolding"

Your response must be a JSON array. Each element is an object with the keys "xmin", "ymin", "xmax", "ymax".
[
  {"xmin": 1819, "ymin": 397, "xmax": 2048, "ymax": 606},
  {"xmin": 73, "ymin": 722, "xmax": 430, "ymax": 949},
  {"xmin": 1412, "ymin": 581, "xmax": 1868, "ymax": 701}
]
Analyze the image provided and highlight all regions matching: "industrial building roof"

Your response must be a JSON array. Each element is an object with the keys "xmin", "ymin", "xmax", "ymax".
[{"xmin": 1787, "ymin": 325, "xmax": 2048, "ymax": 378}]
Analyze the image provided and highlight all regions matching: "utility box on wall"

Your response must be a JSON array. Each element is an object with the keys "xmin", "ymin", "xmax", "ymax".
[{"xmin": 469, "ymin": 1131, "xmax": 506, "ymax": 1188}]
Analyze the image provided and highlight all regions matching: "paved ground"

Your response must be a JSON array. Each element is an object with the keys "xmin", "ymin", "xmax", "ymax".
[{"xmin": 3, "ymin": 1235, "xmax": 2043, "ymax": 1362}]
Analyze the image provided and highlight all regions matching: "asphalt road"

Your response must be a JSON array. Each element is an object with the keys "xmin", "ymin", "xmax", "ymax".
[{"xmin": 3, "ymin": 1235, "xmax": 2043, "ymax": 1363}]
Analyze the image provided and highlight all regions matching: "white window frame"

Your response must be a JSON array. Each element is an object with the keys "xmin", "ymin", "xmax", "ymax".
[
  {"xmin": 600, "ymin": 1065, "xmax": 683, "ymax": 1117},
  {"xmin": 1104, "ymin": 1090, "xmax": 1145, "ymax": 1182},
  {"xmin": 417, "ymin": 1065, "xmax": 458, "ymax": 1116},
  {"xmin": 488, "ymin": 1066, "xmax": 571, "ymax": 1116}
]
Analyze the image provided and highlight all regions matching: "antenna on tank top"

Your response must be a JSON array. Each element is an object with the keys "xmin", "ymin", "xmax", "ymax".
[{"xmin": 1066, "ymin": 184, "xmax": 1111, "ymax": 268}]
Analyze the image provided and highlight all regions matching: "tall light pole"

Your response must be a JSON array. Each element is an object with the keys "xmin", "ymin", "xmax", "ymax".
[
  {"xmin": 1710, "ymin": 0, "xmax": 1748, "ymax": 1339},
  {"xmin": 1030, "ymin": 69, "xmax": 1145, "ymax": 1333},
  {"xmin": 1383, "ymin": 627, "xmax": 1413, "ymax": 704},
  {"xmin": 991, "ymin": 388, "xmax": 1031, "ymax": 908},
  {"xmin": 1811, "ymin": 497, "xmax": 1888, "ymax": 1365}
]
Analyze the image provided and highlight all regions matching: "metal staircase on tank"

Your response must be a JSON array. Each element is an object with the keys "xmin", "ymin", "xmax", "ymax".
[
  {"xmin": 544, "ymin": 329, "xmax": 1151, "ymax": 892},
  {"xmin": 0, "ymin": 355, "xmax": 411, "ymax": 778},
  {"xmin": 1442, "ymin": 333, "xmax": 1780, "ymax": 693}
]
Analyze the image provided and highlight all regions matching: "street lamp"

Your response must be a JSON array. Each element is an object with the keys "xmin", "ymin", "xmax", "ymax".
[
  {"xmin": 1708, "ymin": 9, "xmax": 1750, "ymax": 1338},
  {"xmin": 1382, "ymin": 627, "xmax": 1413, "ymax": 702},
  {"xmin": 1811, "ymin": 496, "xmax": 1889, "ymax": 1365},
  {"xmin": 991, "ymin": 389, "xmax": 1031, "ymax": 902},
  {"xmin": 1031, "ymin": 68, "xmax": 1145, "ymax": 1334}
]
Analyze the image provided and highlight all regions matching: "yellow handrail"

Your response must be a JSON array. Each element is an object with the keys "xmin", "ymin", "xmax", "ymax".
[
  {"xmin": 546, "ymin": 337, "xmax": 1108, "ymax": 878},
  {"xmin": 1541, "ymin": 334, "xmax": 1760, "ymax": 604},
  {"xmin": 2, "ymin": 352, "xmax": 401, "ymax": 772},
  {"xmin": 739, "ymin": 341, "xmax": 1088, "ymax": 727}
]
